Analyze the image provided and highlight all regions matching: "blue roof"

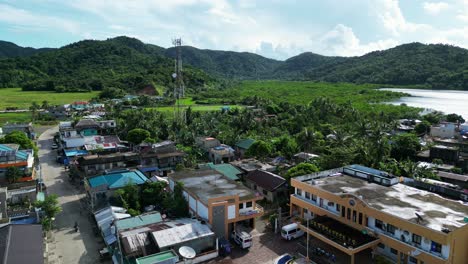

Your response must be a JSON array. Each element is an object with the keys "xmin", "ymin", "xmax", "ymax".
[
  {"xmin": 0, "ymin": 144, "xmax": 29, "ymax": 160},
  {"xmin": 64, "ymin": 149, "xmax": 89, "ymax": 157},
  {"xmin": 138, "ymin": 166, "xmax": 159, "ymax": 173},
  {"xmin": 87, "ymin": 170, "xmax": 148, "ymax": 189}
]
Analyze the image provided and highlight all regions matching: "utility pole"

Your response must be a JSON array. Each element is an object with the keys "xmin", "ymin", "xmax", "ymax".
[{"xmin": 171, "ymin": 38, "xmax": 185, "ymax": 140}]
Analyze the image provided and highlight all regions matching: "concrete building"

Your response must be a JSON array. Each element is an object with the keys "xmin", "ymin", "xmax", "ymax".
[
  {"xmin": 235, "ymin": 138, "xmax": 255, "ymax": 159},
  {"xmin": 140, "ymin": 140, "xmax": 185, "ymax": 172},
  {"xmin": 168, "ymin": 169, "xmax": 264, "ymax": 238},
  {"xmin": 196, "ymin": 137, "xmax": 220, "ymax": 152},
  {"xmin": 85, "ymin": 169, "xmax": 148, "ymax": 210},
  {"xmin": 77, "ymin": 152, "xmax": 139, "ymax": 176},
  {"xmin": 0, "ymin": 144, "xmax": 35, "ymax": 184},
  {"xmin": 208, "ymin": 145, "xmax": 235, "ymax": 164},
  {"xmin": 430, "ymin": 145, "xmax": 459, "ymax": 163},
  {"xmin": 290, "ymin": 165, "xmax": 468, "ymax": 264},
  {"xmin": 430, "ymin": 122, "xmax": 457, "ymax": 138},
  {"xmin": 1, "ymin": 123, "xmax": 35, "ymax": 139}
]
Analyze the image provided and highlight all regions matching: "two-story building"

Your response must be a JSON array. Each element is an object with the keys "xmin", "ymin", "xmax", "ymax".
[
  {"xmin": 0, "ymin": 144, "xmax": 35, "ymax": 184},
  {"xmin": 290, "ymin": 165, "xmax": 468, "ymax": 264},
  {"xmin": 168, "ymin": 169, "xmax": 264, "ymax": 238},
  {"xmin": 140, "ymin": 141, "xmax": 185, "ymax": 172}
]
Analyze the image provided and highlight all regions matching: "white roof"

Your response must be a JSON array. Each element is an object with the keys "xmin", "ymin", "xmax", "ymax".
[
  {"xmin": 94, "ymin": 206, "xmax": 130, "ymax": 237},
  {"xmin": 151, "ymin": 222, "xmax": 214, "ymax": 248}
]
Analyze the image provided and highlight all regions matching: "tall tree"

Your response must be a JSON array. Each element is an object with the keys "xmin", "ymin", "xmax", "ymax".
[
  {"xmin": 127, "ymin": 128, "xmax": 151, "ymax": 144},
  {"xmin": 6, "ymin": 166, "xmax": 22, "ymax": 183}
]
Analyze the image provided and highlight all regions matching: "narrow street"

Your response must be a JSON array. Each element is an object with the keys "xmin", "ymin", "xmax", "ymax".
[{"xmin": 38, "ymin": 127, "xmax": 102, "ymax": 264}]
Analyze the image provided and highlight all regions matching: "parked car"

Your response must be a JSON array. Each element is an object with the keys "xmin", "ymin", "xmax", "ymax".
[
  {"xmin": 281, "ymin": 223, "xmax": 304, "ymax": 240},
  {"xmin": 273, "ymin": 254, "xmax": 309, "ymax": 264},
  {"xmin": 231, "ymin": 230, "xmax": 252, "ymax": 249}
]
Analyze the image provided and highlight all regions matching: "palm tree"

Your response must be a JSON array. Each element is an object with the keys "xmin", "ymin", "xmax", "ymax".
[
  {"xmin": 41, "ymin": 100, "xmax": 50, "ymax": 110},
  {"xmin": 29, "ymin": 102, "xmax": 40, "ymax": 122}
]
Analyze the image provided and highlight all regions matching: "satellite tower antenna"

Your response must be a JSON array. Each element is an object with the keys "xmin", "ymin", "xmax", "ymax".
[{"xmin": 172, "ymin": 38, "xmax": 185, "ymax": 125}]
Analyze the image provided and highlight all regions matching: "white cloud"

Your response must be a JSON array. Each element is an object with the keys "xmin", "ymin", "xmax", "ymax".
[
  {"xmin": 423, "ymin": 2, "xmax": 450, "ymax": 15},
  {"xmin": 0, "ymin": 4, "xmax": 80, "ymax": 34},
  {"xmin": 318, "ymin": 24, "xmax": 399, "ymax": 56},
  {"xmin": 376, "ymin": 0, "xmax": 430, "ymax": 36}
]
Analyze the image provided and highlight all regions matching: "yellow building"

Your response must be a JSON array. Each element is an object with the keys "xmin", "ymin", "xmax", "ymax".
[
  {"xmin": 290, "ymin": 165, "xmax": 468, "ymax": 264},
  {"xmin": 168, "ymin": 168, "xmax": 263, "ymax": 238}
]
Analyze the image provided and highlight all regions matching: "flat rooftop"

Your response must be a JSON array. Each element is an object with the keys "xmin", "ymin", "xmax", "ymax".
[
  {"xmin": 305, "ymin": 174, "xmax": 468, "ymax": 232},
  {"xmin": 170, "ymin": 169, "xmax": 258, "ymax": 204}
]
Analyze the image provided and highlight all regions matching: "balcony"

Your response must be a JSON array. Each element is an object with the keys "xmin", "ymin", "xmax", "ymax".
[
  {"xmin": 367, "ymin": 227, "xmax": 448, "ymax": 261},
  {"xmin": 291, "ymin": 194, "xmax": 340, "ymax": 216},
  {"xmin": 238, "ymin": 204, "xmax": 264, "ymax": 219}
]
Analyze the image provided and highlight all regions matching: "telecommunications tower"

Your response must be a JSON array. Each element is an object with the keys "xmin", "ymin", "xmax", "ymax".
[{"xmin": 172, "ymin": 38, "xmax": 185, "ymax": 99}]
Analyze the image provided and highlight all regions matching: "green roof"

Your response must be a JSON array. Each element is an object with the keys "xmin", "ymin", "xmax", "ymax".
[
  {"xmin": 135, "ymin": 250, "xmax": 178, "ymax": 264},
  {"xmin": 115, "ymin": 212, "xmax": 163, "ymax": 230},
  {"xmin": 235, "ymin": 138, "xmax": 255, "ymax": 150},
  {"xmin": 87, "ymin": 170, "xmax": 148, "ymax": 189},
  {"xmin": 208, "ymin": 163, "xmax": 242, "ymax": 181}
]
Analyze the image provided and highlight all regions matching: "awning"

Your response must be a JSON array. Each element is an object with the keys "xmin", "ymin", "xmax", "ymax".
[{"xmin": 138, "ymin": 166, "xmax": 159, "ymax": 173}]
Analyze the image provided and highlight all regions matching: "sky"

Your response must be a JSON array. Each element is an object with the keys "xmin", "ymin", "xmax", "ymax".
[{"xmin": 0, "ymin": 0, "xmax": 467, "ymax": 60}]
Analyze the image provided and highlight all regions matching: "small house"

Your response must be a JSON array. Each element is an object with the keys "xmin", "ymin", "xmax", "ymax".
[
  {"xmin": 235, "ymin": 138, "xmax": 255, "ymax": 158},
  {"xmin": 244, "ymin": 170, "xmax": 287, "ymax": 202}
]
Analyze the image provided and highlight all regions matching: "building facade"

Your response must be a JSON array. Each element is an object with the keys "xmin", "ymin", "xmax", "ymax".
[{"xmin": 290, "ymin": 165, "xmax": 468, "ymax": 264}]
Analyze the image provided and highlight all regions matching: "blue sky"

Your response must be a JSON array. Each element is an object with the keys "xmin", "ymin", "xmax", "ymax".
[{"xmin": 1, "ymin": 0, "xmax": 467, "ymax": 60}]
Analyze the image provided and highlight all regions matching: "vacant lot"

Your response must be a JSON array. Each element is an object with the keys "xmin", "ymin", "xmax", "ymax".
[{"xmin": 0, "ymin": 88, "xmax": 99, "ymax": 110}]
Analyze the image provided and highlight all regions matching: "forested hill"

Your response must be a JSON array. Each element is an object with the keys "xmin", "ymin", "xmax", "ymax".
[
  {"xmin": 306, "ymin": 43, "xmax": 468, "ymax": 90},
  {"xmin": 0, "ymin": 40, "xmax": 54, "ymax": 58},
  {"xmin": 0, "ymin": 37, "xmax": 212, "ymax": 93},
  {"xmin": 1, "ymin": 36, "xmax": 467, "ymax": 92},
  {"xmin": 165, "ymin": 46, "xmax": 282, "ymax": 79}
]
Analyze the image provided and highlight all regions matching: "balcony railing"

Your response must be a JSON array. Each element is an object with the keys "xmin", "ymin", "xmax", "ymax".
[
  {"xmin": 238, "ymin": 204, "xmax": 263, "ymax": 217},
  {"xmin": 292, "ymin": 194, "xmax": 340, "ymax": 216},
  {"xmin": 368, "ymin": 227, "xmax": 447, "ymax": 260}
]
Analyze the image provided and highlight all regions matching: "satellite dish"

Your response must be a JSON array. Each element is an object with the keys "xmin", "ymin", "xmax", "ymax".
[
  {"xmin": 172, "ymin": 73, "xmax": 177, "ymax": 78},
  {"xmin": 162, "ymin": 214, "xmax": 167, "ymax": 219},
  {"xmin": 179, "ymin": 246, "xmax": 196, "ymax": 259}
]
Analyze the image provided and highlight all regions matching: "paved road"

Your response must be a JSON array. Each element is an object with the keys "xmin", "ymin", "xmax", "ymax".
[{"xmin": 38, "ymin": 127, "xmax": 102, "ymax": 264}]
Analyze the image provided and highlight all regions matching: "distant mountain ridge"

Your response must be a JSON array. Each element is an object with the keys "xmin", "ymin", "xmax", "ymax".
[
  {"xmin": 0, "ymin": 40, "xmax": 55, "ymax": 58},
  {"xmin": 0, "ymin": 36, "xmax": 467, "ymax": 91}
]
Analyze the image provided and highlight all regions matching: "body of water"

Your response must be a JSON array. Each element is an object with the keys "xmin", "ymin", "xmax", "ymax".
[{"xmin": 381, "ymin": 88, "xmax": 468, "ymax": 121}]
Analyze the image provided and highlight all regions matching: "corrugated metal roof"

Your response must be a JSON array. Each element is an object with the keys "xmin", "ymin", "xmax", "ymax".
[
  {"xmin": 208, "ymin": 163, "xmax": 241, "ymax": 181},
  {"xmin": 115, "ymin": 212, "xmax": 163, "ymax": 231},
  {"xmin": 235, "ymin": 138, "xmax": 255, "ymax": 150},
  {"xmin": 151, "ymin": 222, "xmax": 214, "ymax": 248},
  {"xmin": 0, "ymin": 144, "xmax": 29, "ymax": 160},
  {"xmin": 87, "ymin": 170, "xmax": 148, "ymax": 189},
  {"xmin": 136, "ymin": 250, "xmax": 178, "ymax": 264}
]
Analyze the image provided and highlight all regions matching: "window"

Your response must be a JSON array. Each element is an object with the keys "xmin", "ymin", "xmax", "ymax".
[
  {"xmin": 387, "ymin": 224, "xmax": 396, "ymax": 235},
  {"xmin": 254, "ymin": 185, "xmax": 257, "ymax": 190},
  {"xmin": 409, "ymin": 256, "xmax": 418, "ymax": 264},
  {"xmin": 412, "ymin": 234, "xmax": 422, "ymax": 245},
  {"xmin": 390, "ymin": 248, "xmax": 398, "ymax": 255},
  {"xmin": 305, "ymin": 192, "xmax": 311, "ymax": 199},
  {"xmin": 296, "ymin": 189, "xmax": 302, "ymax": 196},
  {"xmin": 263, "ymin": 189, "xmax": 268, "ymax": 196},
  {"xmin": 303, "ymin": 208, "xmax": 308, "ymax": 215},
  {"xmin": 358, "ymin": 213, "xmax": 363, "ymax": 225},
  {"xmin": 336, "ymin": 204, "xmax": 341, "ymax": 212},
  {"xmin": 375, "ymin": 219, "xmax": 384, "ymax": 230},
  {"xmin": 377, "ymin": 243, "xmax": 385, "ymax": 249},
  {"xmin": 347, "ymin": 208, "xmax": 351, "ymax": 220},
  {"xmin": 352, "ymin": 210, "xmax": 357, "ymax": 222},
  {"xmin": 239, "ymin": 203, "xmax": 244, "ymax": 209},
  {"xmin": 341, "ymin": 207, "xmax": 346, "ymax": 217},
  {"xmin": 311, "ymin": 194, "xmax": 317, "ymax": 202},
  {"xmin": 431, "ymin": 241, "xmax": 442, "ymax": 253}
]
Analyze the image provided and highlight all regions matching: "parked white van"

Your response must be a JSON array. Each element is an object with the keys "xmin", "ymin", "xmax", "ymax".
[
  {"xmin": 231, "ymin": 230, "xmax": 252, "ymax": 249},
  {"xmin": 281, "ymin": 223, "xmax": 304, "ymax": 240}
]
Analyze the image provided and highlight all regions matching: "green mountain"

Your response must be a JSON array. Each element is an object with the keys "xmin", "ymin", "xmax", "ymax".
[
  {"xmin": 0, "ymin": 37, "xmax": 212, "ymax": 93},
  {"xmin": 306, "ymin": 43, "xmax": 468, "ymax": 89},
  {"xmin": 1, "ymin": 37, "xmax": 467, "ymax": 92},
  {"xmin": 0, "ymin": 40, "xmax": 54, "ymax": 58},
  {"xmin": 165, "ymin": 46, "xmax": 282, "ymax": 79}
]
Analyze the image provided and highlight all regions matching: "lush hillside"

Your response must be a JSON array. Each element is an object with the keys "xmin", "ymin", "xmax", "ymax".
[
  {"xmin": 1, "ymin": 37, "xmax": 467, "ymax": 92},
  {"xmin": 165, "ymin": 46, "xmax": 281, "ymax": 79},
  {"xmin": 307, "ymin": 43, "xmax": 468, "ymax": 90},
  {"xmin": 272, "ymin": 52, "xmax": 346, "ymax": 79},
  {"xmin": 0, "ymin": 37, "xmax": 212, "ymax": 93},
  {"xmin": 0, "ymin": 40, "xmax": 54, "ymax": 58}
]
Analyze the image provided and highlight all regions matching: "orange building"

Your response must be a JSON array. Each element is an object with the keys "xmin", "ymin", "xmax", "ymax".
[
  {"xmin": 168, "ymin": 168, "xmax": 264, "ymax": 238},
  {"xmin": 290, "ymin": 165, "xmax": 468, "ymax": 264}
]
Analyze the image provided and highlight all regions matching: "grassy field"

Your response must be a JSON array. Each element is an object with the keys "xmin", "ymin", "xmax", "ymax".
[
  {"xmin": 0, "ymin": 88, "xmax": 99, "ymax": 109},
  {"xmin": 234, "ymin": 81, "xmax": 406, "ymax": 105},
  {"xmin": 149, "ymin": 104, "xmax": 242, "ymax": 112},
  {"xmin": 0, "ymin": 112, "xmax": 31, "ymax": 125}
]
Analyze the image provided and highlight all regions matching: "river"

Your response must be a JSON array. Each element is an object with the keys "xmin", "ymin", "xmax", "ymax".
[{"xmin": 381, "ymin": 88, "xmax": 468, "ymax": 121}]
